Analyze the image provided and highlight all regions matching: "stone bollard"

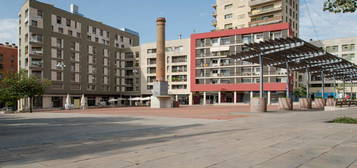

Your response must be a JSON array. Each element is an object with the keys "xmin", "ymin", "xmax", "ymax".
[
  {"xmin": 314, "ymin": 98, "xmax": 326, "ymax": 109},
  {"xmin": 278, "ymin": 98, "xmax": 293, "ymax": 111},
  {"xmin": 250, "ymin": 97, "xmax": 267, "ymax": 112},
  {"xmin": 299, "ymin": 98, "xmax": 312, "ymax": 110}
]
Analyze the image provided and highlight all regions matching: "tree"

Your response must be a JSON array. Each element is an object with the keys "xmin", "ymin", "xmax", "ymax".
[
  {"xmin": 0, "ymin": 71, "xmax": 51, "ymax": 113},
  {"xmin": 293, "ymin": 86, "xmax": 307, "ymax": 98},
  {"xmin": 324, "ymin": 0, "xmax": 357, "ymax": 13},
  {"xmin": 0, "ymin": 73, "xmax": 22, "ymax": 110}
]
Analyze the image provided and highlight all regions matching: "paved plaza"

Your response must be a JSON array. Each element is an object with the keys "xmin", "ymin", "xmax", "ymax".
[{"xmin": 1, "ymin": 105, "xmax": 357, "ymax": 168}]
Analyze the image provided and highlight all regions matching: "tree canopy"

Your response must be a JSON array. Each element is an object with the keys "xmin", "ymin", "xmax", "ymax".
[
  {"xmin": 324, "ymin": 0, "xmax": 357, "ymax": 13},
  {"xmin": 0, "ymin": 71, "xmax": 51, "ymax": 112}
]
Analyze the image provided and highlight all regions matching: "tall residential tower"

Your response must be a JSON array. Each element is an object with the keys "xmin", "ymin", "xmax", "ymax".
[{"xmin": 212, "ymin": 0, "xmax": 299, "ymax": 36}]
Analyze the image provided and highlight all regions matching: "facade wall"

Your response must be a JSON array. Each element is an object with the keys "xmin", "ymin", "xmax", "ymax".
[
  {"xmin": 0, "ymin": 44, "xmax": 18, "ymax": 79},
  {"xmin": 137, "ymin": 39, "xmax": 191, "ymax": 104},
  {"xmin": 311, "ymin": 37, "xmax": 357, "ymax": 98},
  {"xmin": 18, "ymin": 0, "xmax": 140, "ymax": 109}
]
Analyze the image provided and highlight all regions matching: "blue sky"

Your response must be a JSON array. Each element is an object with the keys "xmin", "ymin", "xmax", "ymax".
[{"xmin": 0, "ymin": 0, "xmax": 356, "ymax": 44}]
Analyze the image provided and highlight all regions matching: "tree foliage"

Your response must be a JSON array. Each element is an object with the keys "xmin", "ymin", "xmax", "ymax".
[
  {"xmin": 0, "ymin": 71, "xmax": 51, "ymax": 112},
  {"xmin": 293, "ymin": 86, "xmax": 307, "ymax": 98},
  {"xmin": 324, "ymin": 0, "xmax": 357, "ymax": 13}
]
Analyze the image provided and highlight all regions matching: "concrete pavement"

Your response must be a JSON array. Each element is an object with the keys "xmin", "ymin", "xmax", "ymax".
[{"xmin": 1, "ymin": 107, "xmax": 357, "ymax": 168}]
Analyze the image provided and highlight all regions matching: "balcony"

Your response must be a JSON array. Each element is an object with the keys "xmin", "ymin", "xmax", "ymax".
[
  {"xmin": 212, "ymin": 11, "xmax": 217, "ymax": 17},
  {"xmin": 30, "ymin": 36, "xmax": 43, "ymax": 43},
  {"xmin": 249, "ymin": 0, "xmax": 279, "ymax": 7},
  {"xmin": 249, "ymin": 6, "xmax": 282, "ymax": 16},
  {"xmin": 30, "ymin": 48, "xmax": 43, "ymax": 56},
  {"xmin": 30, "ymin": 60, "xmax": 43, "ymax": 68},
  {"xmin": 211, "ymin": 20, "xmax": 217, "ymax": 27},
  {"xmin": 249, "ymin": 16, "xmax": 282, "ymax": 27}
]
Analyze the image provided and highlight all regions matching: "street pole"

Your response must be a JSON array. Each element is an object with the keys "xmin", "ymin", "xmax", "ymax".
[{"xmin": 286, "ymin": 62, "xmax": 290, "ymax": 98}]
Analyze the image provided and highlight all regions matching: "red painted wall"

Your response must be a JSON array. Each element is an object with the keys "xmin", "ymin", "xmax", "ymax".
[{"xmin": 190, "ymin": 23, "xmax": 291, "ymax": 92}]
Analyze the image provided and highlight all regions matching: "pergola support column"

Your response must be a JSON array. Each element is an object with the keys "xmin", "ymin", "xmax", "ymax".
[
  {"xmin": 299, "ymin": 68, "xmax": 312, "ymax": 110},
  {"xmin": 251, "ymin": 54, "xmax": 267, "ymax": 112}
]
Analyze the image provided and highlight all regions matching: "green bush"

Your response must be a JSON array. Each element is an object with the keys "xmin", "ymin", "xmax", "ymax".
[{"xmin": 330, "ymin": 117, "xmax": 357, "ymax": 124}]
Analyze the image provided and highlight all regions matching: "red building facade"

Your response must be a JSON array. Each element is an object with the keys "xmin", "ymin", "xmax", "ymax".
[
  {"xmin": 0, "ymin": 43, "xmax": 18, "ymax": 79},
  {"xmin": 190, "ymin": 23, "xmax": 293, "ymax": 104}
]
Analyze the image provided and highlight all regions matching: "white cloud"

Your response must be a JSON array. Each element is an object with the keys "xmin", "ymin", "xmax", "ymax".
[
  {"xmin": 300, "ymin": 0, "xmax": 357, "ymax": 41},
  {"xmin": 0, "ymin": 18, "xmax": 18, "ymax": 44}
]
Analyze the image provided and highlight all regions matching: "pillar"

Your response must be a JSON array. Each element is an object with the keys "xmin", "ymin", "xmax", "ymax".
[
  {"xmin": 189, "ymin": 92, "xmax": 193, "ymax": 105},
  {"xmin": 234, "ymin": 91, "xmax": 237, "ymax": 104},
  {"xmin": 333, "ymin": 75, "xmax": 337, "ymax": 98},
  {"xmin": 268, "ymin": 91, "xmax": 271, "ymax": 105},
  {"xmin": 343, "ymin": 80, "xmax": 346, "ymax": 98},
  {"xmin": 321, "ymin": 71, "xmax": 325, "ymax": 99},
  {"xmin": 175, "ymin": 95, "xmax": 178, "ymax": 101},
  {"xmin": 203, "ymin": 92, "xmax": 207, "ymax": 105},
  {"xmin": 286, "ymin": 62, "xmax": 290, "ymax": 98},
  {"xmin": 250, "ymin": 91, "xmax": 253, "ymax": 100},
  {"xmin": 218, "ymin": 91, "xmax": 221, "ymax": 104},
  {"xmin": 259, "ymin": 54, "xmax": 264, "ymax": 98},
  {"xmin": 350, "ymin": 79, "xmax": 353, "ymax": 99}
]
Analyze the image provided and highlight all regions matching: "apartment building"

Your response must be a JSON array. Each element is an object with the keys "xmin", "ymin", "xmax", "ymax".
[
  {"xmin": 310, "ymin": 37, "xmax": 357, "ymax": 98},
  {"xmin": 18, "ymin": 0, "xmax": 139, "ymax": 110},
  {"xmin": 212, "ymin": 0, "xmax": 299, "ymax": 36},
  {"xmin": 138, "ymin": 39, "xmax": 192, "ymax": 105},
  {"xmin": 191, "ymin": 23, "xmax": 293, "ymax": 105},
  {"xmin": 0, "ymin": 43, "xmax": 18, "ymax": 80}
]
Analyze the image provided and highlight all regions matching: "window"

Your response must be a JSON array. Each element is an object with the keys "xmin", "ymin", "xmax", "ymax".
[
  {"xmin": 224, "ymin": 4, "xmax": 233, "ymax": 10},
  {"xmin": 100, "ymin": 30, "xmax": 103, "ymax": 36},
  {"xmin": 56, "ymin": 16, "xmax": 62, "ymax": 24},
  {"xmin": 37, "ymin": 10, "xmax": 43, "ymax": 17},
  {"xmin": 68, "ymin": 30, "xmax": 73, "ymax": 36},
  {"xmin": 56, "ymin": 72, "xmax": 62, "ymax": 81},
  {"xmin": 0, "ymin": 54, "xmax": 3, "ymax": 62},
  {"xmin": 224, "ymin": 13, "xmax": 233, "ymax": 19},
  {"xmin": 342, "ymin": 44, "xmax": 355, "ymax": 52},
  {"xmin": 66, "ymin": 19, "xmax": 71, "ymax": 27},
  {"xmin": 31, "ymin": 20, "xmax": 38, "ymax": 27},
  {"xmin": 326, "ymin": 45, "xmax": 338, "ymax": 53},
  {"xmin": 224, "ymin": 23, "xmax": 233, "ymax": 29},
  {"xmin": 147, "ymin": 49, "xmax": 157, "ymax": 54},
  {"xmin": 58, "ymin": 27, "xmax": 63, "ymax": 33},
  {"xmin": 77, "ymin": 32, "xmax": 81, "ymax": 38},
  {"xmin": 342, "ymin": 53, "xmax": 355, "ymax": 61},
  {"xmin": 57, "ymin": 49, "xmax": 62, "ymax": 58},
  {"xmin": 174, "ymin": 46, "xmax": 183, "ymax": 53},
  {"xmin": 92, "ymin": 27, "xmax": 96, "ymax": 34},
  {"xmin": 120, "ymin": 36, "xmax": 124, "ymax": 42}
]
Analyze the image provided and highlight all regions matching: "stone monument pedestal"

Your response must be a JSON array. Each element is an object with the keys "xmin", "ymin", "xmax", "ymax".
[{"xmin": 150, "ymin": 81, "xmax": 173, "ymax": 108}]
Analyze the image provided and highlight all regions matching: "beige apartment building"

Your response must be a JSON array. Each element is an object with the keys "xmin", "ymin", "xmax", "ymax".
[
  {"xmin": 137, "ymin": 39, "xmax": 192, "ymax": 105},
  {"xmin": 18, "ymin": 0, "xmax": 140, "ymax": 110},
  {"xmin": 212, "ymin": 0, "xmax": 299, "ymax": 36},
  {"xmin": 310, "ymin": 37, "xmax": 357, "ymax": 99}
]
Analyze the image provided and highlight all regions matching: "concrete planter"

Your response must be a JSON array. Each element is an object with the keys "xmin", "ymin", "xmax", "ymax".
[
  {"xmin": 299, "ymin": 98, "xmax": 312, "ymax": 110},
  {"xmin": 326, "ymin": 98, "xmax": 336, "ymax": 106},
  {"xmin": 278, "ymin": 98, "xmax": 293, "ymax": 111},
  {"xmin": 250, "ymin": 97, "xmax": 267, "ymax": 112},
  {"xmin": 314, "ymin": 98, "xmax": 326, "ymax": 109}
]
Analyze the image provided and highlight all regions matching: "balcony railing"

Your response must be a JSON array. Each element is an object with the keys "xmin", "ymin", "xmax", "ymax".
[
  {"xmin": 249, "ymin": 0, "xmax": 277, "ymax": 6},
  {"xmin": 249, "ymin": 6, "xmax": 282, "ymax": 16},
  {"xmin": 249, "ymin": 16, "xmax": 282, "ymax": 27}
]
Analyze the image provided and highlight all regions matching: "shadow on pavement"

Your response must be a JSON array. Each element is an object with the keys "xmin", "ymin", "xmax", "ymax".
[{"xmin": 0, "ymin": 114, "xmax": 237, "ymax": 166}]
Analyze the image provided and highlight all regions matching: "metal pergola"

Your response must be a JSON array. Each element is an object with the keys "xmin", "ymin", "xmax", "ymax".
[{"xmin": 228, "ymin": 37, "xmax": 357, "ymax": 99}]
